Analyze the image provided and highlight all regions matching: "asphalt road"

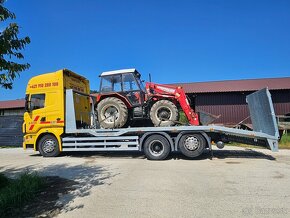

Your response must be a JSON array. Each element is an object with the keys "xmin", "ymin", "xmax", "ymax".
[{"xmin": 1, "ymin": 147, "xmax": 290, "ymax": 218}]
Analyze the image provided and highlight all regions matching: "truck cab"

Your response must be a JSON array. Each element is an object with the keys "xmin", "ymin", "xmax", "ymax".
[{"xmin": 23, "ymin": 69, "xmax": 90, "ymax": 156}]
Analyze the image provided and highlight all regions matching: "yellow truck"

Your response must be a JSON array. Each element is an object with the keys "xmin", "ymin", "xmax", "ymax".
[{"xmin": 23, "ymin": 69, "xmax": 279, "ymax": 160}]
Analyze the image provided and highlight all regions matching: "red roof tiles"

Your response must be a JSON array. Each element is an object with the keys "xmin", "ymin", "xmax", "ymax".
[
  {"xmin": 0, "ymin": 99, "xmax": 25, "ymax": 109},
  {"xmin": 172, "ymin": 77, "xmax": 290, "ymax": 93}
]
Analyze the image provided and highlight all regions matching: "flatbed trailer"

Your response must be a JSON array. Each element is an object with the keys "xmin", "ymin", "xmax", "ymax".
[{"xmin": 60, "ymin": 88, "xmax": 279, "ymax": 160}]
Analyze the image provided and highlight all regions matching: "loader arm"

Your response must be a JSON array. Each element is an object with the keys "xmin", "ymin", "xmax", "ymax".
[{"xmin": 145, "ymin": 82, "xmax": 199, "ymax": 125}]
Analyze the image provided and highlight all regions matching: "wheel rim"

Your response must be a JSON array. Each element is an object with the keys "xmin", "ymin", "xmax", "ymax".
[
  {"xmin": 42, "ymin": 139, "xmax": 57, "ymax": 154},
  {"xmin": 184, "ymin": 136, "xmax": 199, "ymax": 151},
  {"xmin": 156, "ymin": 107, "xmax": 172, "ymax": 122},
  {"xmin": 149, "ymin": 140, "xmax": 164, "ymax": 156},
  {"xmin": 102, "ymin": 105, "xmax": 119, "ymax": 123}
]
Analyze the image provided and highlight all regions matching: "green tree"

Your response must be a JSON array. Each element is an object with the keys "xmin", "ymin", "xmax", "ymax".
[{"xmin": 0, "ymin": 0, "xmax": 30, "ymax": 89}]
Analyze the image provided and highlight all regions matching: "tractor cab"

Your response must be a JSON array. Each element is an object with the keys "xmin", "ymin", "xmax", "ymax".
[{"xmin": 99, "ymin": 68, "xmax": 145, "ymax": 106}]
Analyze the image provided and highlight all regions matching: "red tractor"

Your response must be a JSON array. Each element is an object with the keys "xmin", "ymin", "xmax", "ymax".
[{"xmin": 95, "ymin": 69, "xmax": 215, "ymax": 129}]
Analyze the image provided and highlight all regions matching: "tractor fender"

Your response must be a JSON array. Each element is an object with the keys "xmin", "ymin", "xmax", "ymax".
[
  {"xmin": 139, "ymin": 132, "xmax": 174, "ymax": 152},
  {"xmin": 174, "ymin": 131, "xmax": 211, "ymax": 150},
  {"xmin": 96, "ymin": 93, "xmax": 132, "ymax": 108}
]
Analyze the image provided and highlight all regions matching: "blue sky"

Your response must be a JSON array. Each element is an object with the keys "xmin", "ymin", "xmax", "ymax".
[{"xmin": 1, "ymin": 0, "xmax": 290, "ymax": 100}]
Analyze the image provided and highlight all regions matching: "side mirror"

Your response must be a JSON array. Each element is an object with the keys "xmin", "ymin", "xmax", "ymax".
[{"xmin": 25, "ymin": 100, "xmax": 31, "ymax": 112}]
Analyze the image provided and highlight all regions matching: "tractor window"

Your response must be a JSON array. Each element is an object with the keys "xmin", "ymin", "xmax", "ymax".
[
  {"xmin": 100, "ymin": 75, "xmax": 122, "ymax": 92},
  {"xmin": 122, "ymin": 73, "xmax": 139, "ymax": 91},
  {"xmin": 30, "ymin": 94, "xmax": 45, "ymax": 110}
]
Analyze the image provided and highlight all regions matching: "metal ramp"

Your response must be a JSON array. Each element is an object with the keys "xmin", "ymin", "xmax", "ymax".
[{"xmin": 246, "ymin": 88, "xmax": 279, "ymax": 151}]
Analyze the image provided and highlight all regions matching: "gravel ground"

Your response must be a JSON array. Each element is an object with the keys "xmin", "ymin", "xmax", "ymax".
[{"xmin": 1, "ymin": 147, "xmax": 290, "ymax": 218}]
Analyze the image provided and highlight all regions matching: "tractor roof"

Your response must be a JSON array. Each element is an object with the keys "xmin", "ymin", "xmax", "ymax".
[{"xmin": 100, "ymin": 68, "xmax": 140, "ymax": 77}]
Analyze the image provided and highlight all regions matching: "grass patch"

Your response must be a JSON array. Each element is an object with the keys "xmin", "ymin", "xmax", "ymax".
[
  {"xmin": 0, "ymin": 172, "xmax": 44, "ymax": 217},
  {"xmin": 179, "ymin": 111, "xmax": 189, "ymax": 124},
  {"xmin": 225, "ymin": 142, "xmax": 262, "ymax": 149},
  {"xmin": 279, "ymin": 133, "xmax": 290, "ymax": 149},
  {"xmin": 226, "ymin": 133, "xmax": 290, "ymax": 150},
  {"xmin": 0, "ymin": 174, "xmax": 10, "ymax": 190}
]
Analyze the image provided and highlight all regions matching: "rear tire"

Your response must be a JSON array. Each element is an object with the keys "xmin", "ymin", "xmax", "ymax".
[
  {"xmin": 143, "ymin": 135, "xmax": 171, "ymax": 160},
  {"xmin": 150, "ymin": 100, "xmax": 179, "ymax": 127},
  {"xmin": 38, "ymin": 135, "xmax": 60, "ymax": 157},
  {"xmin": 178, "ymin": 133, "xmax": 206, "ymax": 158},
  {"xmin": 97, "ymin": 97, "xmax": 128, "ymax": 128}
]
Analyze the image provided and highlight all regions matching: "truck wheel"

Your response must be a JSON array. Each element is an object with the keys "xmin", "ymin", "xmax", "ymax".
[
  {"xmin": 97, "ymin": 97, "xmax": 128, "ymax": 128},
  {"xmin": 38, "ymin": 135, "xmax": 60, "ymax": 157},
  {"xmin": 143, "ymin": 134, "xmax": 170, "ymax": 160},
  {"xmin": 150, "ymin": 100, "xmax": 179, "ymax": 126},
  {"xmin": 178, "ymin": 133, "xmax": 206, "ymax": 158}
]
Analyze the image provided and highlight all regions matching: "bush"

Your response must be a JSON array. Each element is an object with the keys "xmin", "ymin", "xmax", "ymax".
[
  {"xmin": 279, "ymin": 133, "xmax": 290, "ymax": 149},
  {"xmin": 0, "ymin": 172, "xmax": 44, "ymax": 216},
  {"xmin": 179, "ymin": 111, "xmax": 189, "ymax": 124},
  {"xmin": 0, "ymin": 173, "xmax": 10, "ymax": 190}
]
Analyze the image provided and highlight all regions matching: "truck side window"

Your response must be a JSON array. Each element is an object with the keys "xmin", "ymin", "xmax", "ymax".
[{"xmin": 31, "ymin": 94, "xmax": 45, "ymax": 110}]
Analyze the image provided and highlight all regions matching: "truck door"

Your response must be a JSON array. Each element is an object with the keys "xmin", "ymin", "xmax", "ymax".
[{"xmin": 23, "ymin": 93, "xmax": 46, "ymax": 133}]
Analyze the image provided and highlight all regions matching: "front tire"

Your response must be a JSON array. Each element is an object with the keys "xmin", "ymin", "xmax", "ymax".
[
  {"xmin": 97, "ymin": 97, "xmax": 128, "ymax": 129},
  {"xmin": 143, "ymin": 134, "xmax": 171, "ymax": 160},
  {"xmin": 178, "ymin": 133, "xmax": 206, "ymax": 158},
  {"xmin": 38, "ymin": 135, "xmax": 60, "ymax": 157},
  {"xmin": 150, "ymin": 100, "xmax": 179, "ymax": 127}
]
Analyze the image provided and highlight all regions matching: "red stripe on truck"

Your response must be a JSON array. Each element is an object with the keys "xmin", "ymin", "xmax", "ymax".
[{"xmin": 28, "ymin": 116, "xmax": 40, "ymax": 131}]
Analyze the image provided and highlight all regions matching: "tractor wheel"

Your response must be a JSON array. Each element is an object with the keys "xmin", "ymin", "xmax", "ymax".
[
  {"xmin": 97, "ymin": 97, "xmax": 128, "ymax": 128},
  {"xmin": 150, "ymin": 100, "xmax": 179, "ymax": 126}
]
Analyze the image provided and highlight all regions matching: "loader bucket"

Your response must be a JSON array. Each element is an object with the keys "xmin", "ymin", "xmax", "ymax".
[{"xmin": 198, "ymin": 111, "xmax": 221, "ymax": 125}]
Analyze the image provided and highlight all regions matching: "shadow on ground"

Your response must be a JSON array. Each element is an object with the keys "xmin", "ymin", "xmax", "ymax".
[
  {"xmin": 211, "ymin": 149, "xmax": 275, "ymax": 161},
  {"xmin": 30, "ymin": 149, "xmax": 275, "ymax": 161},
  {"xmin": 168, "ymin": 149, "xmax": 275, "ymax": 161},
  {"xmin": 1, "ymin": 164, "xmax": 117, "ymax": 218}
]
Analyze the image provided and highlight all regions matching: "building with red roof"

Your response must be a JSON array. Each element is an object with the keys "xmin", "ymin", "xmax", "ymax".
[
  {"xmin": 172, "ymin": 77, "xmax": 290, "ymax": 127},
  {"xmin": 0, "ymin": 99, "xmax": 25, "ymax": 116}
]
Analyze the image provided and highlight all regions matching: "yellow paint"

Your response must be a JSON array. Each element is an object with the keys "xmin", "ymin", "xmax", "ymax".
[{"xmin": 23, "ymin": 69, "xmax": 90, "ymax": 151}]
